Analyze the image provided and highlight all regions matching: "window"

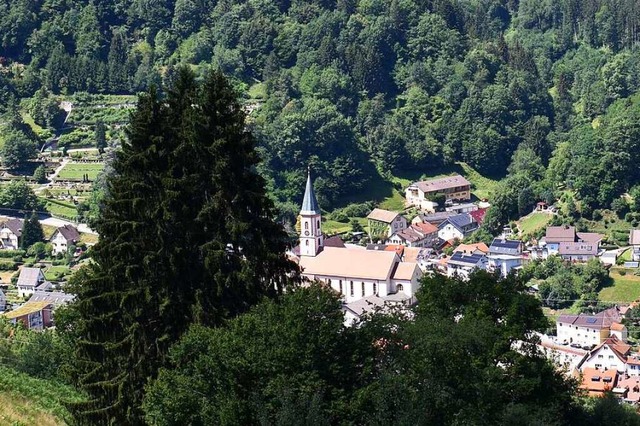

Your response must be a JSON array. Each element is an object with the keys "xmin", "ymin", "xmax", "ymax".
[
  {"xmin": 362, "ymin": 282, "xmax": 365, "ymax": 297},
  {"xmin": 317, "ymin": 220, "xmax": 320, "ymax": 229},
  {"xmin": 350, "ymin": 281, "xmax": 354, "ymax": 297},
  {"xmin": 305, "ymin": 222, "xmax": 309, "ymax": 230},
  {"xmin": 609, "ymin": 355, "xmax": 614, "ymax": 360},
  {"xmin": 339, "ymin": 280, "xmax": 342, "ymax": 294},
  {"xmin": 598, "ymin": 355, "xmax": 603, "ymax": 359},
  {"xmin": 305, "ymin": 240, "xmax": 309, "ymax": 246},
  {"xmin": 595, "ymin": 364, "xmax": 602, "ymax": 368},
  {"xmin": 373, "ymin": 283, "xmax": 377, "ymax": 295},
  {"xmin": 397, "ymin": 284, "xmax": 404, "ymax": 292}
]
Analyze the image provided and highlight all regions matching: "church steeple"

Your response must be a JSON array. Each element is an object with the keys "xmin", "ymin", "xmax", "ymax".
[{"xmin": 299, "ymin": 168, "xmax": 323, "ymax": 256}]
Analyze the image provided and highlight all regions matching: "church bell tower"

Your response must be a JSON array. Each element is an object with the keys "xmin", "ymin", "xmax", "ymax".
[{"xmin": 299, "ymin": 168, "xmax": 323, "ymax": 257}]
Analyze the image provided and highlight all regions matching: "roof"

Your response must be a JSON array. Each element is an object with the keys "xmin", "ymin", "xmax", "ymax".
[
  {"xmin": 0, "ymin": 218, "xmax": 23, "ymax": 237},
  {"xmin": 2, "ymin": 301, "xmax": 51, "ymax": 319},
  {"xmin": 16, "ymin": 267, "xmax": 44, "ymax": 287},
  {"xmin": 448, "ymin": 252, "xmax": 486, "ymax": 266},
  {"xmin": 611, "ymin": 322, "xmax": 626, "ymax": 331},
  {"xmin": 577, "ymin": 232, "xmax": 603, "ymax": 244},
  {"xmin": 630, "ymin": 230, "xmax": 640, "ymax": 245},
  {"xmin": 439, "ymin": 213, "xmax": 476, "ymax": 233},
  {"xmin": 384, "ymin": 245, "xmax": 404, "ymax": 257},
  {"xmin": 454, "ymin": 242, "xmax": 489, "ymax": 255},
  {"xmin": 557, "ymin": 306, "xmax": 623, "ymax": 330},
  {"xmin": 29, "ymin": 291, "xmax": 75, "ymax": 307},
  {"xmin": 411, "ymin": 175, "xmax": 471, "ymax": 193},
  {"xmin": 323, "ymin": 235, "xmax": 345, "ymax": 248},
  {"xmin": 558, "ymin": 241, "xmax": 597, "ymax": 256},
  {"xmin": 367, "ymin": 208, "xmax": 401, "ymax": 223},
  {"xmin": 545, "ymin": 226, "xmax": 576, "ymax": 243},
  {"xmin": 402, "ymin": 247, "xmax": 425, "ymax": 263},
  {"xmin": 301, "ymin": 170, "xmax": 320, "ymax": 214},
  {"xmin": 596, "ymin": 335, "xmax": 631, "ymax": 359},
  {"xmin": 412, "ymin": 222, "xmax": 438, "ymax": 235},
  {"xmin": 392, "ymin": 262, "xmax": 418, "ymax": 281},
  {"xmin": 580, "ymin": 367, "xmax": 617, "ymax": 394},
  {"xmin": 55, "ymin": 224, "xmax": 80, "ymax": 243},
  {"xmin": 366, "ymin": 244, "xmax": 388, "ymax": 251},
  {"xmin": 393, "ymin": 227, "xmax": 425, "ymax": 243},
  {"xmin": 469, "ymin": 208, "xmax": 487, "ymax": 224},
  {"xmin": 299, "ymin": 247, "xmax": 399, "ymax": 281},
  {"xmin": 415, "ymin": 211, "xmax": 456, "ymax": 224},
  {"xmin": 490, "ymin": 238, "xmax": 522, "ymax": 251}
]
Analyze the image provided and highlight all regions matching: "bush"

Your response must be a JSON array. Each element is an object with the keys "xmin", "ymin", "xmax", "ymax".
[
  {"xmin": 592, "ymin": 210, "xmax": 602, "ymax": 221},
  {"xmin": 620, "ymin": 270, "xmax": 627, "ymax": 276}
]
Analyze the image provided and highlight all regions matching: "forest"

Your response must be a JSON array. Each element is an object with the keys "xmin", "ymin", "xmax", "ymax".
[{"xmin": 2, "ymin": 0, "xmax": 640, "ymax": 226}]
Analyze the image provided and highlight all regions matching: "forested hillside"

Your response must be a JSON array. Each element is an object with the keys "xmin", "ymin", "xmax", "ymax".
[{"xmin": 2, "ymin": 0, "xmax": 640, "ymax": 222}]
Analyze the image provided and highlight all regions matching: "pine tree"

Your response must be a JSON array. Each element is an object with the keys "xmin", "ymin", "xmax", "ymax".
[
  {"xmin": 21, "ymin": 211, "xmax": 44, "ymax": 249},
  {"xmin": 95, "ymin": 120, "xmax": 107, "ymax": 152},
  {"xmin": 65, "ymin": 68, "xmax": 297, "ymax": 424}
]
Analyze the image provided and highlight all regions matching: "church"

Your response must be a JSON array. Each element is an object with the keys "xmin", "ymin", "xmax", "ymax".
[{"xmin": 294, "ymin": 170, "xmax": 422, "ymax": 315}]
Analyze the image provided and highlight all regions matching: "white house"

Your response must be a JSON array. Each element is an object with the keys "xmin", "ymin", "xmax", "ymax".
[
  {"xmin": 540, "ymin": 226, "xmax": 603, "ymax": 261},
  {"xmin": 16, "ymin": 267, "xmax": 46, "ymax": 298},
  {"xmin": 0, "ymin": 218, "xmax": 23, "ymax": 250},
  {"xmin": 405, "ymin": 175, "xmax": 471, "ymax": 211},
  {"xmin": 630, "ymin": 230, "xmax": 640, "ymax": 262},
  {"xmin": 487, "ymin": 238, "xmax": 523, "ymax": 277},
  {"xmin": 579, "ymin": 336, "xmax": 634, "ymax": 375},
  {"xmin": 446, "ymin": 252, "xmax": 487, "ymax": 279},
  {"xmin": 437, "ymin": 213, "xmax": 478, "ymax": 241},
  {"xmin": 50, "ymin": 225, "xmax": 80, "ymax": 255},
  {"xmin": 388, "ymin": 222, "xmax": 438, "ymax": 248},
  {"xmin": 367, "ymin": 208, "xmax": 407, "ymax": 239},
  {"xmin": 295, "ymin": 170, "xmax": 422, "ymax": 309},
  {"xmin": 556, "ymin": 306, "xmax": 625, "ymax": 347}
]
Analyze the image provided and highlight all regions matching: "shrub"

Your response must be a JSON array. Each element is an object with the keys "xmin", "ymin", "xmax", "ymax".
[{"xmin": 620, "ymin": 270, "xmax": 627, "ymax": 276}]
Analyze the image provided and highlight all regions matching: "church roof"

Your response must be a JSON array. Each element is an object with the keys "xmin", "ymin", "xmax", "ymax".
[
  {"xmin": 299, "ymin": 247, "xmax": 398, "ymax": 280},
  {"xmin": 301, "ymin": 170, "xmax": 320, "ymax": 214}
]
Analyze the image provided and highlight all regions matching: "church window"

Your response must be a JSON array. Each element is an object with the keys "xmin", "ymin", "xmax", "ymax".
[
  {"xmin": 305, "ymin": 222, "xmax": 309, "ymax": 230},
  {"xmin": 305, "ymin": 240, "xmax": 309, "ymax": 246},
  {"xmin": 317, "ymin": 220, "xmax": 320, "ymax": 229},
  {"xmin": 339, "ymin": 280, "xmax": 342, "ymax": 294},
  {"xmin": 397, "ymin": 284, "xmax": 404, "ymax": 292},
  {"xmin": 350, "ymin": 281, "xmax": 354, "ymax": 296},
  {"xmin": 361, "ymin": 282, "xmax": 365, "ymax": 297},
  {"xmin": 373, "ymin": 283, "xmax": 377, "ymax": 295}
]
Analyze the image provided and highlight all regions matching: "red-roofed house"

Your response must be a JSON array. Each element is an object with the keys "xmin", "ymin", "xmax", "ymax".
[{"xmin": 580, "ymin": 367, "xmax": 618, "ymax": 397}]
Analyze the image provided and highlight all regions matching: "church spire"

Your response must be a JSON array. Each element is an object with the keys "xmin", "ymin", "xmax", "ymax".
[{"xmin": 301, "ymin": 167, "xmax": 320, "ymax": 215}]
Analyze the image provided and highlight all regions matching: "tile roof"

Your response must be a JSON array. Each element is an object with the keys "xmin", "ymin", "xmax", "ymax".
[
  {"xmin": 392, "ymin": 262, "xmax": 418, "ymax": 281},
  {"xmin": 454, "ymin": 242, "xmax": 489, "ymax": 255},
  {"xmin": 610, "ymin": 322, "xmax": 626, "ymax": 331},
  {"xmin": 384, "ymin": 245, "xmax": 404, "ymax": 257},
  {"xmin": 299, "ymin": 247, "xmax": 399, "ymax": 281},
  {"xmin": 367, "ymin": 208, "xmax": 401, "ymax": 223},
  {"xmin": 558, "ymin": 241, "xmax": 598, "ymax": 256},
  {"xmin": 2, "ymin": 301, "xmax": 51, "ymax": 319},
  {"xmin": 29, "ymin": 291, "xmax": 75, "ymax": 307},
  {"xmin": 489, "ymin": 238, "xmax": 522, "ymax": 253},
  {"xmin": 415, "ymin": 211, "xmax": 456, "ymax": 224},
  {"xmin": 580, "ymin": 367, "xmax": 617, "ymax": 395},
  {"xmin": 412, "ymin": 222, "xmax": 438, "ymax": 234},
  {"xmin": 393, "ymin": 227, "xmax": 424, "ymax": 243},
  {"xmin": 469, "ymin": 208, "xmax": 487, "ymax": 224},
  {"xmin": 55, "ymin": 224, "xmax": 80, "ymax": 243},
  {"xmin": 439, "ymin": 213, "xmax": 477, "ymax": 234},
  {"xmin": 557, "ymin": 307, "xmax": 623, "ymax": 330},
  {"xmin": 323, "ymin": 235, "xmax": 345, "ymax": 248},
  {"xmin": 545, "ymin": 226, "xmax": 576, "ymax": 243},
  {"xmin": 17, "ymin": 267, "xmax": 44, "ymax": 287},
  {"xmin": 1, "ymin": 218, "xmax": 23, "ymax": 237},
  {"xmin": 411, "ymin": 175, "xmax": 471, "ymax": 193},
  {"xmin": 576, "ymin": 232, "xmax": 604, "ymax": 244}
]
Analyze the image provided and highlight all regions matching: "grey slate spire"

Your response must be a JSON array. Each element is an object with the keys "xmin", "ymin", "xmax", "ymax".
[{"xmin": 301, "ymin": 167, "xmax": 321, "ymax": 214}]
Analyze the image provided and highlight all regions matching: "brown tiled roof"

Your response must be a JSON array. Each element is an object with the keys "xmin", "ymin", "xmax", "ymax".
[
  {"xmin": 454, "ymin": 243, "xmax": 489, "ymax": 255},
  {"xmin": 576, "ymin": 232, "xmax": 603, "ymax": 243},
  {"xmin": 299, "ymin": 247, "xmax": 398, "ymax": 280},
  {"xmin": 324, "ymin": 235, "xmax": 345, "ymax": 248},
  {"xmin": 1, "ymin": 218, "xmax": 23, "ymax": 237},
  {"xmin": 392, "ymin": 262, "xmax": 418, "ymax": 281},
  {"xmin": 412, "ymin": 222, "xmax": 438, "ymax": 235},
  {"xmin": 394, "ymin": 227, "xmax": 424, "ymax": 243},
  {"xmin": 367, "ymin": 208, "xmax": 401, "ymax": 223},
  {"xmin": 412, "ymin": 175, "xmax": 471, "ymax": 193},
  {"xmin": 384, "ymin": 245, "xmax": 405, "ymax": 257},
  {"xmin": 558, "ymin": 241, "xmax": 598, "ymax": 255},
  {"xmin": 611, "ymin": 322, "xmax": 626, "ymax": 332},
  {"xmin": 56, "ymin": 224, "xmax": 80, "ymax": 243},
  {"xmin": 545, "ymin": 226, "xmax": 576, "ymax": 243},
  {"xmin": 580, "ymin": 367, "xmax": 617, "ymax": 394},
  {"xmin": 557, "ymin": 306, "xmax": 623, "ymax": 330},
  {"xmin": 469, "ymin": 208, "xmax": 487, "ymax": 224}
]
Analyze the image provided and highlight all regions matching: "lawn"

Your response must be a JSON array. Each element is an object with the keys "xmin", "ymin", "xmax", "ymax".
[
  {"xmin": 518, "ymin": 212, "xmax": 552, "ymax": 236},
  {"xmin": 619, "ymin": 248, "xmax": 632, "ymax": 262},
  {"xmin": 598, "ymin": 269, "xmax": 640, "ymax": 303},
  {"xmin": 0, "ymin": 366, "xmax": 84, "ymax": 425},
  {"xmin": 323, "ymin": 217, "xmax": 367, "ymax": 236},
  {"xmin": 56, "ymin": 163, "xmax": 104, "ymax": 181},
  {"xmin": 42, "ymin": 199, "xmax": 77, "ymax": 220},
  {"xmin": 44, "ymin": 265, "xmax": 71, "ymax": 281},
  {"xmin": 79, "ymin": 233, "xmax": 99, "ymax": 244}
]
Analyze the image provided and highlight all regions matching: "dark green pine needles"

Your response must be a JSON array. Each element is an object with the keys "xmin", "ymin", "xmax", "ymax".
[{"xmin": 64, "ymin": 68, "xmax": 298, "ymax": 425}]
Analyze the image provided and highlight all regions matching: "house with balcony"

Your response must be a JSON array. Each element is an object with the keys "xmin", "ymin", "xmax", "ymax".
[
  {"xmin": 367, "ymin": 208, "xmax": 407, "ymax": 239},
  {"xmin": 405, "ymin": 175, "xmax": 471, "ymax": 212},
  {"xmin": 488, "ymin": 238, "xmax": 524, "ymax": 277}
]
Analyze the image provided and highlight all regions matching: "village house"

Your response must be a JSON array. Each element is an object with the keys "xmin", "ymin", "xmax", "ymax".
[
  {"xmin": 580, "ymin": 367, "xmax": 618, "ymax": 397},
  {"xmin": 50, "ymin": 224, "xmax": 80, "ymax": 255},
  {"xmin": 0, "ymin": 218, "xmax": 23, "ymax": 250},
  {"xmin": 446, "ymin": 251, "xmax": 487, "ymax": 278},
  {"xmin": 366, "ymin": 208, "xmax": 407, "ymax": 239},
  {"xmin": 29, "ymin": 290, "xmax": 75, "ymax": 308},
  {"xmin": 487, "ymin": 238, "xmax": 524, "ymax": 277},
  {"xmin": 16, "ymin": 267, "xmax": 46, "ymax": 298},
  {"xmin": 445, "ymin": 203, "xmax": 477, "ymax": 214},
  {"xmin": 294, "ymin": 171, "xmax": 422, "ymax": 312},
  {"xmin": 454, "ymin": 242, "xmax": 489, "ymax": 255},
  {"xmin": 2, "ymin": 301, "xmax": 52, "ymax": 330},
  {"xmin": 405, "ymin": 175, "xmax": 471, "ymax": 211},
  {"xmin": 534, "ymin": 226, "xmax": 603, "ymax": 261},
  {"xmin": 388, "ymin": 222, "xmax": 438, "ymax": 248},
  {"xmin": 537, "ymin": 335, "xmax": 588, "ymax": 374},
  {"xmin": 630, "ymin": 230, "xmax": 640, "ymax": 262},
  {"xmin": 411, "ymin": 211, "xmax": 455, "ymax": 226},
  {"xmin": 556, "ymin": 306, "xmax": 625, "ymax": 347},
  {"xmin": 437, "ymin": 213, "xmax": 479, "ymax": 241},
  {"xmin": 579, "ymin": 336, "xmax": 634, "ymax": 375}
]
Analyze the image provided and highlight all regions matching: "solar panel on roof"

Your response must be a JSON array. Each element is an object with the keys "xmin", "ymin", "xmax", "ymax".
[{"xmin": 586, "ymin": 318, "xmax": 598, "ymax": 324}]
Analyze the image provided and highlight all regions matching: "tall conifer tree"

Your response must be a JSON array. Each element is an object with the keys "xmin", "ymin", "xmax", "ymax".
[{"xmin": 65, "ymin": 68, "xmax": 297, "ymax": 424}]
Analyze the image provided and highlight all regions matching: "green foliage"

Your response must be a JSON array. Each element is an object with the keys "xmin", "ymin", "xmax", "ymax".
[
  {"xmin": 0, "ymin": 180, "xmax": 44, "ymax": 211},
  {"xmin": 64, "ymin": 69, "xmax": 298, "ymax": 423},
  {"xmin": 21, "ymin": 211, "xmax": 44, "ymax": 249},
  {"xmin": 1, "ymin": 130, "xmax": 38, "ymax": 169},
  {"xmin": 32, "ymin": 164, "xmax": 46, "ymax": 183}
]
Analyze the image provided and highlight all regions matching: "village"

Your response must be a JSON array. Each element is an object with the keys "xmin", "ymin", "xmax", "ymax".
[{"xmin": 288, "ymin": 169, "xmax": 640, "ymax": 405}]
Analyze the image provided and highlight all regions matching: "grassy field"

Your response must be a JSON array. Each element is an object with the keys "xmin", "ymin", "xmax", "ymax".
[
  {"xmin": 44, "ymin": 265, "xmax": 72, "ymax": 281},
  {"xmin": 0, "ymin": 366, "xmax": 83, "ymax": 426},
  {"xmin": 322, "ymin": 217, "xmax": 367, "ymax": 235},
  {"xmin": 42, "ymin": 200, "xmax": 77, "ymax": 220},
  {"xmin": 56, "ymin": 163, "xmax": 104, "ymax": 181},
  {"xmin": 619, "ymin": 248, "xmax": 632, "ymax": 262},
  {"xmin": 518, "ymin": 212, "xmax": 552, "ymax": 236},
  {"xmin": 599, "ymin": 269, "xmax": 640, "ymax": 303},
  {"xmin": 79, "ymin": 233, "xmax": 99, "ymax": 244}
]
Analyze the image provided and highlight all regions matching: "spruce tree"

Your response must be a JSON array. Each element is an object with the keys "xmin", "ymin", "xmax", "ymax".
[
  {"xmin": 65, "ymin": 68, "xmax": 297, "ymax": 424},
  {"xmin": 21, "ymin": 211, "xmax": 44, "ymax": 249}
]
